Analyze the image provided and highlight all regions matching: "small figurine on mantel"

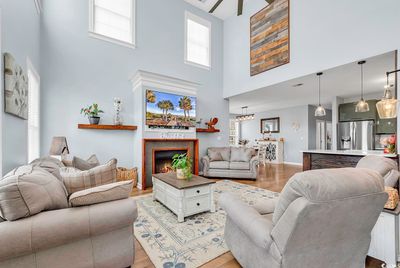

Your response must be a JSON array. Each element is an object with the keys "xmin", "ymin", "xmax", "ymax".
[{"xmin": 206, "ymin": 117, "xmax": 219, "ymax": 131}]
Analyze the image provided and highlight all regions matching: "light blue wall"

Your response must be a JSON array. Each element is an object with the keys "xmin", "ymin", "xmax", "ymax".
[
  {"xmin": 40, "ymin": 0, "xmax": 229, "ymax": 167},
  {"xmin": 1, "ymin": 0, "xmax": 40, "ymax": 174},
  {"xmin": 240, "ymin": 106, "xmax": 309, "ymax": 164}
]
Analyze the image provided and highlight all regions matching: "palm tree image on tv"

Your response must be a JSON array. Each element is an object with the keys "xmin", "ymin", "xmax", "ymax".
[{"xmin": 146, "ymin": 90, "xmax": 196, "ymax": 128}]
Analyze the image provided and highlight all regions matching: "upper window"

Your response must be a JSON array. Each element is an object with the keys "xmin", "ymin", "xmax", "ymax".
[
  {"xmin": 185, "ymin": 12, "xmax": 211, "ymax": 69},
  {"xmin": 89, "ymin": 0, "xmax": 135, "ymax": 48},
  {"xmin": 27, "ymin": 59, "xmax": 40, "ymax": 163}
]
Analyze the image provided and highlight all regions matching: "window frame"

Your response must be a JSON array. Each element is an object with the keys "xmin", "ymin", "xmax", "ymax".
[
  {"xmin": 184, "ymin": 11, "xmax": 212, "ymax": 70},
  {"xmin": 27, "ymin": 58, "xmax": 41, "ymax": 163},
  {"xmin": 88, "ymin": 0, "xmax": 136, "ymax": 49}
]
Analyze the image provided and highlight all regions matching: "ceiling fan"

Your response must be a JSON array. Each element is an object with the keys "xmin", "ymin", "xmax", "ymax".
[{"xmin": 209, "ymin": 0, "xmax": 274, "ymax": 16}]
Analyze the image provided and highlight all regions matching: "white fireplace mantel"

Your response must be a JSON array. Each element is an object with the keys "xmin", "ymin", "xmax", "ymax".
[{"xmin": 130, "ymin": 70, "xmax": 199, "ymax": 96}]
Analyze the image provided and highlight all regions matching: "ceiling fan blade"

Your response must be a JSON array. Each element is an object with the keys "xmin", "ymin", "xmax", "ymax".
[
  {"xmin": 238, "ymin": 0, "xmax": 243, "ymax": 16},
  {"xmin": 265, "ymin": 0, "xmax": 275, "ymax": 4},
  {"xmin": 209, "ymin": 0, "xmax": 224, "ymax": 13}
]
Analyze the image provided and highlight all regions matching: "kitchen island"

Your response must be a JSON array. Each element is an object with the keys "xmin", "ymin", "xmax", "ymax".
[{"xmin": 302, "ymin": 150, "xmax": 398, "ymax": 171}]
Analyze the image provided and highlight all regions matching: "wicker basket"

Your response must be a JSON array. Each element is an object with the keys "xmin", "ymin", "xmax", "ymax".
[
  {"xmin": 116, "ymin": 167, "xmax": 138, "ymax": 188},
  {"xmin": 384, "ymin": 187, "xmax": 399, "ymax": 210}
]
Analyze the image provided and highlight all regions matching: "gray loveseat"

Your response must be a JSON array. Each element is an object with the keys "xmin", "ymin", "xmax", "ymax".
[
  {"xmin": 220, "ymin": 157, "xmax": 389, "ymax": 268},
  {"xmin": 0, "ymin": 157, "xmax": 138, "ymax": 268},
  {"xmin": 202, "ymin": 147, "xmax": 258, "ymax": 180}
]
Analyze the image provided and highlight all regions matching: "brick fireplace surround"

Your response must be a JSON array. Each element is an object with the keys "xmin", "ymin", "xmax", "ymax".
[{"xmin": 142, "ymin": 139, "xmax": 199, "ymax": 190}]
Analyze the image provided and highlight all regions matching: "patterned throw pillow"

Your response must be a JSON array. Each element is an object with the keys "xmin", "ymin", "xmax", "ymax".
[
  {"xmin": 0, "ymin": 165, "xmax": 68, "ymax": 221},
  {"xmin": 69, "ymin": 180, "xmax": 133, "ymax": 207},
  {"xmin": 60, "ymin": 159, "xmax": 117, "ymax": 195}
]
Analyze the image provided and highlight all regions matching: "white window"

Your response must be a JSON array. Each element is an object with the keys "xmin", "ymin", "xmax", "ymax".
[
  {"xmin": 89, "ymin": 0, "xmax": 135, "ymax": 48},
  {"xmin": 185, "ymin": 11, "xmax": 211, "ymax": 69},
  {"xmin": 27, "ymin": 59, "xmax": 40, "ymax": 163}
]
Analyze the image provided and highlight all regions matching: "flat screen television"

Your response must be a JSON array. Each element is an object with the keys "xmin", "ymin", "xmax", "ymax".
[{"xmin": 145, "ymin": 90, "xmax": 197, "ymax": 129}]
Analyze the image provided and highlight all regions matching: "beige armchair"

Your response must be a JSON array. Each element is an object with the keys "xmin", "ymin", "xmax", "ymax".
[{"xmin": 220, "ymin": 166, "xmax": 387, "ymax": 268}]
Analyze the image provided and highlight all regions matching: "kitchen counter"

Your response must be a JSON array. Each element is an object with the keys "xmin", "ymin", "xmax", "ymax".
[
  {"xmin": 303, "ymin": 150, "xmax": 398, "ymax": 172},
  {"xmin": 302, "ymin": 149, "xmax": 397, "ymax": 158}
]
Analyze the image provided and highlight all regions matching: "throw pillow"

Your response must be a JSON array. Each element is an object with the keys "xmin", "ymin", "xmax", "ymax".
[
  {"xmin": 61, "ymin": 154, "xmax": 74, "ymax": 167},
  {"xmin": 384, "ymin": 169, "xmax": 400, "ymax": 188},
  {"xmin": 208, "ymin": 150, "xmax": 223, "ymax": 162},
  {"xmin": 230, "ymin": 147, "xmax": 254, "ymax": 162},
  {"xmin": 73, "ymin": 155, "xmax": 101, "ymax": 171},
  {"xmin": 30, "ymin": 156, "xmax": 65, "ymax": 181},
  {"xmin": 69, "ymin": 180, "xmax": 133, "ymax": 207},
  {"xmin": 0, "ymin": 165, "xmax": 69, "ymax": 221},
  {"xmin": 60, "ymin": 158, "xmax": 117, "ymax": 195}
]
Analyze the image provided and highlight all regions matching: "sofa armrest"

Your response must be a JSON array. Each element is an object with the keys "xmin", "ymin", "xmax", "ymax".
[
  {"xmin": 0, "ymin": 198, "xmax": 138, "ymax": 262},
  {"xmin": 219, "ymin": 193, "xmax": 273, "ymax": 249},
  {"xmin": 202, "ymin": 156, "xmax": 211, "ymax": 171},
  {"xmin": 250, "ymin": 156, "xmax": 259, "ymax": 171},
  {"xmin": 252, "ymin": 198, "xmax": 277, "ymax": 215}
]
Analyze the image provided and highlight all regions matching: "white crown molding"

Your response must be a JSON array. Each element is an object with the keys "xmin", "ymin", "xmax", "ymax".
[{"xmin": 130, "ymin": 70, "xmax": 199, "ymax": 96}]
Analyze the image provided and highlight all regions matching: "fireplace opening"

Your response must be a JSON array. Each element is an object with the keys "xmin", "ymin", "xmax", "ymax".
[{"xmin": 153, "ymin": 148, "xmax": 188, "ymax": 174}]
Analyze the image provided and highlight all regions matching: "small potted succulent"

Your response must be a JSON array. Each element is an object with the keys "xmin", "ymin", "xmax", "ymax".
[
  {"xmin": 81, "ymin": 103, "xmax": 104, "ymax": 125},
  {"xmin": 171, "ymin": 153, "xmax": 192, "ymax": 180}
]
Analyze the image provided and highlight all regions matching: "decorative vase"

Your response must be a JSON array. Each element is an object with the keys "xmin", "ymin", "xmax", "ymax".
[
  {"xmin": 113, "ymin": 98, "xmax": 123, "ymax": 125},
  {"xmin": 176, "ymin": 169, "xmax": 187, "ymax": 180},
  {"xmin": 89, "ymin": 116, "xmax": 100, "ymax": 125}
]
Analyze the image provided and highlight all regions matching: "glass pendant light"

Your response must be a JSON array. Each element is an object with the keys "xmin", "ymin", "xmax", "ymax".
[
  {"xmin": 376, "ymin": 70, "xmax": 399, "ymax": 119},
  {"xmin": 315, "ymin": 72, "xmax": 326, "ymax": 117},
  {"xmin": 355, "ymin": 60, "xmax": 370, "ymax": 113}
]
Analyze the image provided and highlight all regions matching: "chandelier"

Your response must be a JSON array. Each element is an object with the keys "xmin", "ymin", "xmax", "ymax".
[{"xmin": 236, "ymin": 106, "xmax": 255, "ymax": 122}]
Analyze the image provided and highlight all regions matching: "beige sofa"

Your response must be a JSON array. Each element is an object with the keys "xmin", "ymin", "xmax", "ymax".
[
  {"xmin": 202, "ymin": 147, "xmax": 259, "ymax": 180},
  {"xmin": 0, "ymin": 157, "xmax": 138, "ymax": 268},
  {"xmin": 220, "ymin": 156, "xmax": 391, "ymax": 268}
]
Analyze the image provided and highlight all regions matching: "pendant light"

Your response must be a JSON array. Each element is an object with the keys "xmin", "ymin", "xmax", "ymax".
[
  {"xmin": 376, "ymin": 69, "xmax": 400, "ymax": 119},
  {"xmin": 355, "ymin": 60, "xmax": 370, "ymax": 113},
  {"xmin": 236, "ymin": 106, "xmax": 255, "ymax": 122},
  {"xmin": 315, "ymin": 72, "xmax": 326, "ymax": 117}
]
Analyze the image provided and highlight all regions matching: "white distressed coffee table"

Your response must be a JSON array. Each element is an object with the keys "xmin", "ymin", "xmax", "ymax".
[{"xmin": 152, "ymin": 173, "xmax": 216, "ymax": 223}]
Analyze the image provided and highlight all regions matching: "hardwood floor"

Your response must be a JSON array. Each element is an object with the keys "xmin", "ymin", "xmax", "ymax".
[{"xmin": 131, "ymin": 164, "xmax": 385, "ymax": 268}]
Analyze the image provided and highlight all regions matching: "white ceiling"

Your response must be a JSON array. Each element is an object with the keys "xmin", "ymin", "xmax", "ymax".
[
  {"xmin": 229, "ymin": 51, "xmax": 397, "ymax": 114},
  {"xmin": 184, "ymin": 0, "xmax": 253, "ymax": 20}
]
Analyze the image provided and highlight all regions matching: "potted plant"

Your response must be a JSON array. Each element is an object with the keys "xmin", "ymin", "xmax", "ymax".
[
  {"xmin": 80, "ymin": 103, "xmax": 104, "ymax": 125},
  {"xmin": 171, "ymin": 153, "xmax": 192, "ymax": 180}
]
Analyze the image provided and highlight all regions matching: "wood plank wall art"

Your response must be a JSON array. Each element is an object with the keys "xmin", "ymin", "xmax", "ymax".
[{"xmin": 250, "ymin": 0, "xmax": 290, "ymax": 76}]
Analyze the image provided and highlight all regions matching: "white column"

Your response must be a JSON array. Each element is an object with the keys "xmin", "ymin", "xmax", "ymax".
[{"xmin": 331, "ymin": 96, "xmax": 344, "ymax": 151}]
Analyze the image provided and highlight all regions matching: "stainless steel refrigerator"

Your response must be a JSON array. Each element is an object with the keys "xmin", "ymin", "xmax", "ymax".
[{"xmin": 337, "ymin": 120, "xmax": 374, "ymax": 150}]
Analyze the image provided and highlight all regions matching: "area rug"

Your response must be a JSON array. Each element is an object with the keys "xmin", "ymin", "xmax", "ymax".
[{"xmin": 133, "ymin": 180, "xmax": 279, "ymax": 268}]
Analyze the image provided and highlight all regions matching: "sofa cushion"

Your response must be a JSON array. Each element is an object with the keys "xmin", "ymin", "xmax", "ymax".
[
  {"xmin": 208, "ymin": 150, "xmax": 223, "ymax": 162},
  {"xmin": 230, "ymin": 147, "xmax": 254, "ymax": 162},
  {"xmin": 69, "ymin": 180, "xmax": 133, "ymax": 207},
  {"xmin": 356, "ymin": 155, "xmax": 398, "ymax": 177},
  {"xmin": 208, "ymin": 147, "xmax": 230, "ymax": 161},
  {"xmin": 384, "ymin": 169, "xmax": 400, "ymax": 188},
  {"xmin": 30, "ymin": 156, "xmax": 65, "ymax": 181},
  {"xmin": 0, "ymin": 165, "xmax": 69, "ymax": 221},
  {"xmin": 209, "ymin": 161, "xmax": 230, "ymax": 169},
  {"xmin": 60, "ymin": 159, "xmax": 117, "ymax": 195},
  {"xmin": 230, "ymin": 161, "xmax": 250, "ymax": 170}
]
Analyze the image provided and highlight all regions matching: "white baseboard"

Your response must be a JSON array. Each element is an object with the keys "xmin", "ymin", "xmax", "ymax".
[
  {"xmin": 136, "ymin": 183, "xmax": 143, "ymax": 190},
  {"xmin": 284, "ymin": 161, "xmax": 302, "ymax": 166}
]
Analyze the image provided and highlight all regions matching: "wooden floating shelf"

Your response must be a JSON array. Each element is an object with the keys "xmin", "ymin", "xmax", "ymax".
[
  {"xmin": 196, "ymin": 128, "xmax": 220, "ymax": 133},
  {"xmin": 78, "ymin": 124, "xmax": 137, "ymax": 131}
]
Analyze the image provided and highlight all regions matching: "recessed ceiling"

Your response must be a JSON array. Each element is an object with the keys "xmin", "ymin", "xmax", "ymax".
[
  {"xmin": 185, "ymin": 0, "xmax": 253, "ymax": 20},
  {"xmin": 229, "ymin": 51, "xmax": 397, "ymax": 114}
]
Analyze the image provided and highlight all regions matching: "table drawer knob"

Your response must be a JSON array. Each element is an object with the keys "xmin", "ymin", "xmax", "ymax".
[
  {"xmin": 197, "ymin": 203, "xmax": 200, "ymax": 206},
  {"xmin": 196, "ymin": 190, "xmax": 200, "ymax": 194}
]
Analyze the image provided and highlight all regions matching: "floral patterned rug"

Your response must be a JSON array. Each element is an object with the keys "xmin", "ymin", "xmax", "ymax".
[{"xmin": 133, "ymin": 180, "xmax": 279, "ymax": 268}]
